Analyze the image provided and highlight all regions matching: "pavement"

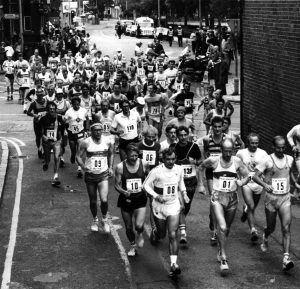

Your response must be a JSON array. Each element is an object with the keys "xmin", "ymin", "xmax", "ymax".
[{"xmin": 0, "ymin": 20, "xmax": 299, "ymax": 289}]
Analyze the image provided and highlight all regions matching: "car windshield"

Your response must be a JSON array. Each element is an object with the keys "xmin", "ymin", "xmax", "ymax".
[{"xmin": 139, "ymin": 22, "xmax": 153, "ymax": 28}]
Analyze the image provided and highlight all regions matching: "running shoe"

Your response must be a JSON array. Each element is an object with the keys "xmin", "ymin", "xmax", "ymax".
[
  {"xmin": 6, "ymin": 96, "xmax": 9, "ymax": 101},
  {"xmin": 210, "ymin": 231, "xmax": 218, "ymax": 246},
  {"xmin": 169, "ymin": 264, "xmax": 181, "ymax": 277},
  {"xmin": 91, "ymin": 217, "xmax": 99, "ymax": 232},
  {"xmin": 150, "ymin": 228, "xmax": 159, "ymax": 245},
  {"xmin": 220, "ymin": 260, "xmax": 229, "ymax": 272},
  {"xmin": 240, "ymin": 204, "xmax": 248, "ymax": 223},
  {"xmin": 51, "ymin": 177, "xmax": 61, "ymax": 187},
  {"xmin": 127, "ymin": 245, "xmax": 137, "ymax": 257},
  {"xmin": 260, "ymin": 233, "xmax": 268, "ymax": 252},
  {"xmin": 282, "ymin": 255, "xmax": 294, "ymax": 271},
  {"xmin": 77, "ymin": 169, "xmax": 83, "ymax": 178},
  {"xmin": 136, "ymin": 232, "xmax": 144, "ymax": 248},
  {"xmin": 250, "ymin": 229, "xmax": 259, "ymax": 242},
  {"xmin": 10, "ymin": 95, "xmax": 13, "ymax": 100},
  {"xmin": 198, "ymin": 184, "xmax": 206, "ymax": 195},
  {"xmin": 59, "ymin": 157, "xmax": 65, "ymax": 168},
  {"xmin": 102, "ymin": 218, "xmax": 110, "ymax": 233},
  {"xmin": 180, "ymin": 233, "xmax": 187, "ymax": 244},
  {"xmin": 43, "ymin": 163, "xmax": 48, "ymax": 171}
]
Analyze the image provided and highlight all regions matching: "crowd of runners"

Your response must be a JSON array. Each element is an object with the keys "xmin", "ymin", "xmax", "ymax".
[{"xmin": 1, "ymin": 25, "xmax": 299, "ymax": 278}]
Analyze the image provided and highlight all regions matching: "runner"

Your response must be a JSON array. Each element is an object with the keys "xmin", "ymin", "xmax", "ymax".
[
  {"xmin": 222, "ymin": 116, "xmax": 244, "ymax": 153},
  {"xmin": 16, "ymin": 63, "xmax": 31, "ymax": 110},
  {"xmin": 171, "ymin": 126, "xmax": 202, "ymax": 244},
  {"xmin": 160, "ymin": 124, "xmax": 178, "ymax": 153},
  {"xmin": 144, "ymin": 83, "xmax": 167, "ymax": 140},
  {"xmin": 64, "ymin": 96, "xmax": 90, "ymax": 177},
  {"xmin": 236, "ymin": 133, "xmax": 268, "ymax": 241},
  {"xmin": 204, "ymin": 98, "xmax": 226, "ymax": 131},
  {"xmin": 114, "ymin": 144, "xmax": 149, "ymax": 256},
  {"xmin": 137, "ymin": 125, "xmax": 161, "ymax": 170},
  {"xmin": 39, "ymin": 101, "xmax": 65, "ymax": 186},
  {"xmin": 2, "ymin": 53, "xmax": 15, "ymax": 101},
  {"xmin": 143, "ymin": 147, "xmax": 187, "ymax": 277},
  {"xmin": 107, "ymin": 82, "xmax": 127, "ymax": 114},
  {"xmin": 94, "ymin": 99, "xmax": 116, "ymax": 144},
  {"xmin": 27, "ymin": 88, "xmax": 47, "ymax": 158},
  {"xmin": 110, "ymin": 100, "xmax": 141, "ymax": 161},
  {"xmin": 253, "ymin": 136, "xmax": 299, "ymax": 271},
  {"xmin": 202, "ymin": 116, "xmax": 229, "ymax": 245},
  {"xmin": 201, "ymin": 138, "xmax": 249, "ymax": 274},
  {"xmin": 287, "ymin": 124, "xmax": 300, "ymax": 199},
  {"xmin": 77, "ymin": 122, "xmax": 114, "ymax": 234}
]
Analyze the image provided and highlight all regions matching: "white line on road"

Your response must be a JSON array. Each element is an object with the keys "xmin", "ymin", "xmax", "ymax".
[
  {"xmin": 107, "ymin": 214, "xmax": 137, "ymax": 289},
  {"xmin": 7, "ymin": 138, "xmax": 25, "ymax": 147},
  {"xmin": 0, "ymin": 138, "xmax": 24, "ymax": 289}
]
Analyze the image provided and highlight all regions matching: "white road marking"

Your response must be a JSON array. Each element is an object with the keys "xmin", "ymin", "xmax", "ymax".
[
  {"xmin": 0, "ymin": 138, "xmax": 24, "ymax": 289},
  {"xmin": 0, "ymin": 114, "xmax": 25, "ymax": 116},
  {"xmin": 7, "ymin": 138, "xmax": 25, "ymax": 147},
  {"xmin": 107, "ymin": 214, "xmax": 137, "ymax": 289}
]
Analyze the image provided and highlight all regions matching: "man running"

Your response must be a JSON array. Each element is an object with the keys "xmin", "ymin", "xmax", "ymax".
[
  {"xmin": 39, "ymin": 101, "xmax": 65, "ymax": 186},
  {"xmin": 253, "ymin": 136, "xmax": 299, "ymax": 271},
  {"xmin": 171, "ymin": 126, "xmax": 202, "ymax": 244},
  {"xmin": 160, "ymin": 124, "xmax": 178, "ymax": 153},
  {"xmin": 77, "ymin": 122, "xmax": 114, "ymax": 233},
  {"xmin": 236, "ymin": 133, "xmax": 268, "ymax": 241},
  {"xmin": 115, "ymin": 144, "xmax": 149, "ymax": 256},
  {"xmin": 64, "ymin": 96, "xmax": 90, "ymax": 177},
  {"xmin": 110, "ymin": 100, "xmax": 141, "ymax": 161},
  {"xmin": 201, "ymin": 138, "xmax": 249, "ymax": 274},
  {"xmin": 143, "ymin": 147, "xmax": 188, "ymax": 277}
]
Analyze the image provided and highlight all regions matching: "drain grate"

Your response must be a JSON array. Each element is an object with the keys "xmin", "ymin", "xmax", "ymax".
[{"xmin": 9, "ymin": 155, "xmax": 28, "ymax": 159}]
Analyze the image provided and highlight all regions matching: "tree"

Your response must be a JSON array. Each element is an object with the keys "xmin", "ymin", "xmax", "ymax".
[
  {"xmin": 209, "ymin": 0, "xmax": 239, "ymax": 22},
  {"xmin": 165, "ymin": 0, "xmax": 198, "ymax": 25}
]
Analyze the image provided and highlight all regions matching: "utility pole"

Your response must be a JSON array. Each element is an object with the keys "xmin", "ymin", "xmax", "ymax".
[
  {"xmin": 199, "ymin": 0, "xmax": 201, "ymax": 27},
  {"xmin": 158, "ymin": 0, "xmax": 161, "ymax": 26},
  {"xmin": 18, "ymin": 0, "xmax": 23, "ymax": 51}
]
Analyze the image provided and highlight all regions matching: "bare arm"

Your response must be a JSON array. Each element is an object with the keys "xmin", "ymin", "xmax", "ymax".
[
  {"xmin": 114, "ymin": 163, "xmax": 130, "ymax": 197},
  {"xmin": 76, "ymin": 140, "xmax": 88, "ymax": 170},
  {"xmin": 203, "ymin": 111, "xmax": 213, "ymax": 126}
]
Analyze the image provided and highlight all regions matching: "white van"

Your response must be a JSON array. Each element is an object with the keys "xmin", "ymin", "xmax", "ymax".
[{"xmin": 130, "ymin": 17, "xmax": 155, "ymax": 37}]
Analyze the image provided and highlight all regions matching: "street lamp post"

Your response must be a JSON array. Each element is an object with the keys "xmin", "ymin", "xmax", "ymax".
[
  {"xmin": 18, "ymin": 0, "xmax": 23, "ymax": 52},
  {"xmin": 199, "ymin": 0, "xmax": 201, "ymax": 27},
  {"xmin": 158, "ymin": 0, "xmax": 160, "ymax": 26}
]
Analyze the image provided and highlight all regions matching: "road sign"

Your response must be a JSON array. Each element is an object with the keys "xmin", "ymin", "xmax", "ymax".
[
  {"xmin": 62, "ymin": 1, "xmax": 78, "ymax": 13},
  {"xmin": 83, "ymin": 1, "xmax": 89, "ymax": 4},
  {"xmin": 4, "ymin": 14, "xmax": 19, "ymax": 20}
]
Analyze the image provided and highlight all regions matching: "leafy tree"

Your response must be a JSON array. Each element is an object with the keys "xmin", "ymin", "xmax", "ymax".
[{"xmin": 209, "ymin": 0, "xmax": 239, "ymax": 21}]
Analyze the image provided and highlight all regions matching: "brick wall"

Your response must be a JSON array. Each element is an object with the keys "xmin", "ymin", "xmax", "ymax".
[{"xmin": 241, "ymin": 0, "xmax": 300, "ymax": 152}]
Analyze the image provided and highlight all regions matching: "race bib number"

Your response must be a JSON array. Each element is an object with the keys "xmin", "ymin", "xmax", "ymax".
[
  {"xmin": 90, "ymin": 156, "xmax": 107, "ymax": 170},
  {"xmin": 51, "ymin": 63, "xmax": 57, "ymax": 69},
  {"xmin": 175, "ymin": 83, "xmax": 182, "ymax": 91},
  {"xmin": 7, "ymin": 67, "xmax": 13, "ymax": 73},
  {"xmin": 148, "ymin": 65, "xmax": 154, "ymax": 71},
  {"xmin": 163, "ymin": 183, "xmax": 178, "ymax": 200},
  {"xmin": 70, "ymin": 124, "xmax": 83, "ymax": 134},
  {"xmin": 158, "ymin": 80, "xmax": 166, "ymax": 88},
  {"xmin": 184, "ymin": 99, "xmax": 193, "ymax": 107},
  {"xmin": 218, "ymin": 177, "xmax": 236, "ymax": 192},
  {"xmin": 182, "ymin": 165, "xmax": 196, "ymax": 178},
  {"xmin": 248, "ymin": 172, "xmax": 255, "ymax": 182},
  {"xmin": 126, "ymin": 123, "xmax": 135, "ymax": 134},
  {"xmin": 102, "ymin": 92, "xmax": 110, "ymax": 98},
  {"xmin": 126, "ymin": 178, "xmax": 142, "ymax": 193},
  {"xmin": 271, "ymin": 178, "xmax": 287, "ymax": 194},
  {"xmin": 23, "ymin": 77, "xmax": 30, "ymax": 85},
  {"xmin": 102, "ymin": 122, "xmax": 110, "ymax": 133},
  {"xmin": 150, "ymin": 105, "xmax": 160, "ymax": 115},
  {"xmin": 142, "ymin": 150, "xmax": 156, "ymax": 165},
  {"xmin": 46, "ymin": 129, "xmax": 57, "ymax": 140},
  {"xmin": 114, "ymin": 103, "xmax": 120, "ymax": 111},
  {"xmin": 137, "ymin": 69, "xmax": 145, "ymax": 76}
]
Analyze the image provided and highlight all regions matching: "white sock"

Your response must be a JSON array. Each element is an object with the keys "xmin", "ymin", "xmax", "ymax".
[
  {"xmin": 54, "ymin": 173, "xmax": 58, "ymax": 179},
  {"xmin": 170, "ymin": 255, "xmax": 177, "ymax": 265},
  {"xmin": 78, "ymin": 166, "xmax": 81, "ymax": 171}
]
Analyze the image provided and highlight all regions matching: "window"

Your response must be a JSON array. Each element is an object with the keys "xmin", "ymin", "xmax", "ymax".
[{"xmin": 24, "ymin": 16, "xmax": 32, "ymax": 31}]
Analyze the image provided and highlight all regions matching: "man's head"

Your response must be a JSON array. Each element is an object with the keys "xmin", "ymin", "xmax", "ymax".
[
  {"xmin": 272, "ymin": 135, "xmax": 286, "ymax": 159},
  {"xmin": 176, "ymin": 126, "xmax": 189, "ymax": 145},
  {"xmin": 126, "ymin": 144, "xmax": 139, "ymax": 164},
  {"xmin": 143, "ymin": 125, "xmax": 158, "ymax": 146},
  {"xmin": 165, "ymin": 124, "xmax": 177, "ymax": 142},
  {"xmin": 221, "ymin": 138, "xmax": 235, "ymax": 161},
  {"xmin": 113, "ymin": 82, "xmax": 121, "ymax": 95},
  {"xmin": 46, "ymin": 101, "xmax": 57, "ymax": 117},
  {"xmin": 247, "ymin": 133, "xmax": 260, "ymax": 153},
  {"xmin": 121, "ymin": 99, "xmax": 130, "ymax": 114},
  {"xmin": 176, "ymin": 106, "xmax": 186, "ymax": 120},
  {"xmin": 101, "ymin": 99, "xmax": 109, "ymax": 113},
  {"xmin": 222, "ymin": 116, "xmax": 231, "ymax": 131},
  {"xmin": 90, "ymin": 122, "xmax": 103, "ymax": 140},
  {"xmin": 71, "ymin": 96, "xmax": 81, "ymax": 110},
  {"xmin": 163, "ymin": 147, "xmax": 176, "ymax": 169},
  {"xmin": 211, "ymin": 116, "xmax": 224, "ymax": 136}
]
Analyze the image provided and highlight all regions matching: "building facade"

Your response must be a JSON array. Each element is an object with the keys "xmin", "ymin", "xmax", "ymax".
[{"xmin": 241, "ymin": 0, "xmax": 300, "ymax": 152}]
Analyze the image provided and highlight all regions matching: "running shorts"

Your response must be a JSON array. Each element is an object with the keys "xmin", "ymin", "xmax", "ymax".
[
  {"xmin": 265, "ymin": 192, "xmax": 291, "ymax": 213},
  {"xmin": 117, "ymin": 192, "xmax": 147, "ymax": 212},
  {"xmin": 152, "ymin": 198, "xmax": 181, "ymax": 220},
  {"xmin": 67, "ymin": 130, "xmax": 85, "ymax": 141},
  {"xmin": 84, "ymin": 170, "xmax": 109, "ymax": 184},
  {"xmin": 211, "ymin": 190, "xmax": 238, "ymax": 211}
]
